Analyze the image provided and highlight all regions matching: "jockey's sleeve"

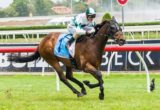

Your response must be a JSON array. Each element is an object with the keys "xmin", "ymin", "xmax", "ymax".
[
  {"xmin": 72, "ymin": 15, "xmax": 96, "ymax": 29},
  {"xmin": 71, "ymin": 16, "xmax": 78, "ymax": 27},
  {"xmin": 76, "ymin": 21, "xmax": 83, "ymax": 29},
  {"xmin": 74, "ymin": 15, "xmax": 84, "ymax": 29}
]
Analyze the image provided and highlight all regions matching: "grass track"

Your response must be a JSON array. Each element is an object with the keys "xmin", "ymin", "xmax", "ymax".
[{"xmin": 0, "ymin": 73, "xmax": 160, "ymax": 110}]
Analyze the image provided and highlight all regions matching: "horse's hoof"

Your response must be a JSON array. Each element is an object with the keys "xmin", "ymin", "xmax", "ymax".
[
  {"xmin": 99, "ymin": 93, "xmax": 104, "ymax": 100},
  {"xmin": 77, "ymin": 92, "xmax": 85, "ymax": 97},
  {"xmin": 81, "ymin": 89, "xmax": 87, "ymax": 95},
  {"xmin": 83, "ymin": 80, "xmax": 90, "ymax": 85}
]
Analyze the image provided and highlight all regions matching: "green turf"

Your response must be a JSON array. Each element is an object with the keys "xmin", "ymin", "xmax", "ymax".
[{"xmin": 0, "ymin": 73, "xmax": 160, "ymax": 110}]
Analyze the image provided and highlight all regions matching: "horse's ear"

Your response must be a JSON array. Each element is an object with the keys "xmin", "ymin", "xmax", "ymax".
[{"xmin": 112, "ymin": 16, "xmax": 116, "ymax": 22}]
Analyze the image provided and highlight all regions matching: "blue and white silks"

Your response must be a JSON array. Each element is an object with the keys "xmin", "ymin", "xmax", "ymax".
[{"xmin": 54, "ymin": 34, "xmax": 73, "ymax": 58}]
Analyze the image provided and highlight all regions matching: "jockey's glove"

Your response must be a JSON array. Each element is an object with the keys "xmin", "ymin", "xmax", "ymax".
[
  {"xmin": 75, "ymin": 28, "xmax": 86, "ymax": 35},
  {"xmin": 87, "ymin": 28, "xmax": 95, "ymax": 34}
]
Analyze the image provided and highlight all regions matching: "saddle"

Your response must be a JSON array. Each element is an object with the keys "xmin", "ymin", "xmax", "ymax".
[{"xmin": 53, "ymin": 34, "xmax": 84, "ymax": 68}]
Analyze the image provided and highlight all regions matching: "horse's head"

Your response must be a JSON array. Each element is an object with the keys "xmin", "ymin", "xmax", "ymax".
[{"xmin": 107, "ymin": 17, "xmax": 125, "ymax": 46}]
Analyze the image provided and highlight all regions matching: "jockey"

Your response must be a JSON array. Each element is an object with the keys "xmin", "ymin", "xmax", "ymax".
[{"xmin": 67, "ymin": 7, "xmax": 96, "ymax": 47}]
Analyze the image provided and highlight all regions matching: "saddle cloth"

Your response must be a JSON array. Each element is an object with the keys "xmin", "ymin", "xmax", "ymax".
[{"xmin": 54, "ymin": 34, "xmax": 76, "ymax": 58}]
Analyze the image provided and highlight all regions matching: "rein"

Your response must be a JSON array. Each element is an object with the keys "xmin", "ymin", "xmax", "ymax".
[{"xmin": 93, "ymin": 33, "xmax": 111, "ymax": 38}]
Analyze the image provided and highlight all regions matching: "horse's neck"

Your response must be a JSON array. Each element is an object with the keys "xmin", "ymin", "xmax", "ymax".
[{"xmin": 94, "ymin": 23, "xmax": 108, "ymax": 52}]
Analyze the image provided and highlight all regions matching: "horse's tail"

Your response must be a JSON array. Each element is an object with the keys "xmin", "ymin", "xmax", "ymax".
[{"xmin": 8, "ymin": 48, "xmax": 40, "ymax": 63}]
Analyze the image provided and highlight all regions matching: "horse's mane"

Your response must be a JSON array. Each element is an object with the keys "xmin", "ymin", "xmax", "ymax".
[{"xmin": 94, "ymin": 20, "xmax": 109, "ymax": 35}]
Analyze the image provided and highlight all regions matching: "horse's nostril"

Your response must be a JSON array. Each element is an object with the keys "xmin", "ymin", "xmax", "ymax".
[{"xmin": 115, "ymin": 39, "xmax": 125, "ymax": 46}]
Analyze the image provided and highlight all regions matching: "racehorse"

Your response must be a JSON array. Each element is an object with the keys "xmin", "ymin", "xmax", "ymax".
[{"xmin": 8, "ymin": 17, "xmax": 125, "ymax": 100}]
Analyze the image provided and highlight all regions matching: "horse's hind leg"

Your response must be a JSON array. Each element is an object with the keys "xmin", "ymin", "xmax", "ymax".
[
  {"xmin": 51, "ymin": 62, "xmax": 84, "ymax": 97},
  {"xmin": 66, "ymin": 66, "xmax": 86, "ymax": 95},
  {"xmin": 83, "ymin": 63, "xmax": 104, "ymax": 100}
]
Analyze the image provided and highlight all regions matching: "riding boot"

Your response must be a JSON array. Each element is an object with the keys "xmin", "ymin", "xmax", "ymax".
[{"xmin": 67, "ymin": 37, "xmax": 75, "ymax": 47}]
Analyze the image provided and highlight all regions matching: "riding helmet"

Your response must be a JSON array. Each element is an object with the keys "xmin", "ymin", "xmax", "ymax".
[{"xmin": 85, "ymin": 7, "xmax": 96, "ymax": 18}]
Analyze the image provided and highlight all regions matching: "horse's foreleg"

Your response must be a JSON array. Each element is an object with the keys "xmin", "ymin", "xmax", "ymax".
[
  {"xmin": 84, "ymin": 63, "xmax": 104, "ymax": 100},
  {"xmin": 66, "ymin": 67, "xmax": 86, "ymax": 95}
]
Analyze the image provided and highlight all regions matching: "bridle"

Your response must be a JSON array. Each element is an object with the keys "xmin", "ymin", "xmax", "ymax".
[{"xmin": 92, "ymin": 20, "xmax": 122, "ymax": 39}]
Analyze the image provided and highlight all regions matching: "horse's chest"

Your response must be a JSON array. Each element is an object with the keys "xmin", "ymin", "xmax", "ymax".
[{"xmin": 83, "ymin": 53, "xmax": 100, "ymax": 67}]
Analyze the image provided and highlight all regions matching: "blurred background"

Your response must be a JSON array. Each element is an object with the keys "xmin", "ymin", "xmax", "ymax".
[{"xmin": 0, "ymin": 0, "xmax": 160, "ymax": 26}]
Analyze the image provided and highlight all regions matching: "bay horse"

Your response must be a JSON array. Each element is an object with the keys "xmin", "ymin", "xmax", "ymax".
[{"xmin": 8, "ymin": 17, "xmax": 125, "ymax": 100}]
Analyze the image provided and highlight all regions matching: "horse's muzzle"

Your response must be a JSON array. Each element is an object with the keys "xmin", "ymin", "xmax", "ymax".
[{"xmin": 116, "ymin": 39, "xmax": 126, "ymax": 46}]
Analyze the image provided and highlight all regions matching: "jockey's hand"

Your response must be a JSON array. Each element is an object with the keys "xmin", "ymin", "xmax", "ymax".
[
  {"xmin": 87, "ymin": 28, "xmax": 95, "ymax": 34},
  {"xmin": 75, "ymin": 28, "xmax": 86, "ymax": 35}
]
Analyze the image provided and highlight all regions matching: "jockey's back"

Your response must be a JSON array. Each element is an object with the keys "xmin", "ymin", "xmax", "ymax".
[{"xmin": 68, "ymin": 13, "xmax": 96, "ymax": 29}]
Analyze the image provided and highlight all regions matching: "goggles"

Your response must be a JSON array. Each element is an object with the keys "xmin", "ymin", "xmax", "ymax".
[{"xmin": 87, "ymin": 14, "xmax": 96, "ymax": 18}]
